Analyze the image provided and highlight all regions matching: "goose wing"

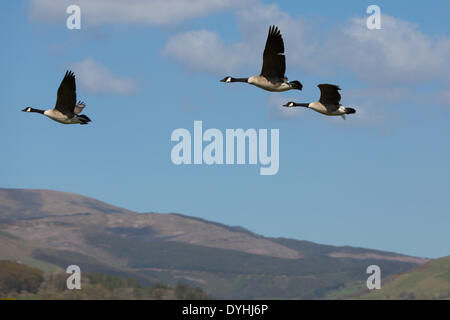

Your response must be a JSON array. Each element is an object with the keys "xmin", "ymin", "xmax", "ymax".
[
  {"xmin": 318, "ymin": 84, "xmax": 341, "ymax": 111},
  {"xmin": 74, "ymin": 101, "xmax": 86, "ymax": 115},
  {"xmin": 260, "ymin": 25, "xmax": 286, "ymax": 82},
  {"xmin": 55, "ymin": 70, "xmax": 77, "ymax": 116}
]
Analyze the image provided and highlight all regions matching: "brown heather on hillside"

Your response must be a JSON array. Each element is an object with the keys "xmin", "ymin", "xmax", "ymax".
[{"xmin": 0, "ymin": 188, "xmax": 428, "ymax": 299}]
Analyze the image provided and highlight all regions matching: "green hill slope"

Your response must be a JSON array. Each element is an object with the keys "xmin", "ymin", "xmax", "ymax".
[{"xmin": 359, "ymin": 256, "xmax": 450, "ymax": 300}]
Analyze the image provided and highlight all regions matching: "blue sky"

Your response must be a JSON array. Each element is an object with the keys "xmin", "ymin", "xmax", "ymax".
[{"xmin": 1, "ymin": 1, "xmax": 449, "ymax": 258}]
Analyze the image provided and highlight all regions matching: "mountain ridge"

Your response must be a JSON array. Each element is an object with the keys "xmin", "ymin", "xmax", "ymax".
[{"xmin": 0, "ymin": 188, "xmax": 429, "ymax": 299}]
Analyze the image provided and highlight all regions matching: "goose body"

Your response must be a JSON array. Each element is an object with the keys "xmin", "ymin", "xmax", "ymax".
[
  {"xmin": 283, "ymin": 84, "xmax": 356, "ymax": 119},
  {"xmin": 42, "ymin": 108, "xmax": 89, "ymax": 125},
  {"xmin": 22, "ymin": 71, "xmax": 91, "ymax": 125},
  {"xmin": 221, "ymin": 26, "xmax": 302, "ymax": 92},
  {"xmin": 247, "ymin": 76, "xmax": 294, "ymax": 92},
  {"xmin": 307, "ymin": 102, "xmax": 350, "ymax": 116}
]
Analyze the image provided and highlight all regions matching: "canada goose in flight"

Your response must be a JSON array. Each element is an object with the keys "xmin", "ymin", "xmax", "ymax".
[
  {"xmin": 283, "ymin": 84, "xmax": 356, "ymax": 119},
  {"xmin": 22, "ymin": 71, "xmax": 91, "ymax": 125},
  {"xmin": 220, "ymin": 25, "xmax": 302, "ymax": 92}
]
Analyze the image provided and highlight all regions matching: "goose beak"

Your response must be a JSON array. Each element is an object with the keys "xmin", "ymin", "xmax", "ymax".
[{"xmin": 220, "ymin": 78, "xmax": 227, "ymax": 82}]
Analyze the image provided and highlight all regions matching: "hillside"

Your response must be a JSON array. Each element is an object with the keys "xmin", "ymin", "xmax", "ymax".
[
  {"xmin": 357, "ymin": 256, "xmax": 450, "ymax": 300},
  {"xmin": 0, "ymin": 188, "xmax": 429, "ymax": 299},
  {"xmin": 0, "ymin": 260, "xmax": 210, "ymax": 300}
]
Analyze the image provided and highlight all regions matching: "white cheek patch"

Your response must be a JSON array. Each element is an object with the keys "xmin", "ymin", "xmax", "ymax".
[{"xmin": 226, "ymin": 78, "xmax": 231, "ymax": 83}]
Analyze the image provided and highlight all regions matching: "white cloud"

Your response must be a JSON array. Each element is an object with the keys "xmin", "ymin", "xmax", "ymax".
[
  {"xmin": 235, "ymin": 3, "xmax": 317, "ymax": 73},
  {"xmin": 163, "ymin": 4, "xmax": 450, "ymax": 112},
  {"xmin": 164, "ymin": 6, "xmax": 450, "ymax": 83},
  {"xmin": 29, "ymin": 0, "xmax": 254, "ymax": 25},
  {"xmin": 71, "ymin": 58, "xmax": 137, "ymax": 94},
  {"xmin": 32, "ymin": 0, "xmax": 450, "ymax": 111},
  {"xmin": 163, "ymin": 30, "xmax": 252, "ymax": 74},
  {"xmin": 329, "ymin": 15, "xmax": 450, "ymax": 85},
  {"xmin": 329, "ymin": 15, "xmax": 450, "ymax": 108},
  {"xmin": 163, "ymin": 3, "xmax": 314, "ymax": 78}
]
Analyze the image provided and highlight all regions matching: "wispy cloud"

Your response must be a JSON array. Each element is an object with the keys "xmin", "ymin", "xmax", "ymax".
[
  {"xmin": 32, "ymin": 0, "xmax": 450, "ymax": 112},
  {"xmin": 163, "ymin": 2, "xmax": 450, "ymax": 114},
  {"xmin": 329, "ymin": 16, "xmax": 450, "ymax": 86},
  {"xmin": 163, "ymin": 30, "xmax": 251, "ymax": 74},
  {"xmin": 164, "ymin": 4, "xmax": 450, "ymax": 82},
  {"xmin": 327, "ymin": 15, "xmax": 450, "ymax": 109},
  {"xmin": 29, "ymin": 0, "xmax": 254, "ymax": 26},
  {"xmin": 163, "ymin": 3, "xmax": 313, "ymax": 76},
  {"xmin": 71, "ymin": 58, "xmax": 137, "ymax": 94},
  {"xmin": 235, "ymin": 3, "xmax": 316, "ymax": 73}
]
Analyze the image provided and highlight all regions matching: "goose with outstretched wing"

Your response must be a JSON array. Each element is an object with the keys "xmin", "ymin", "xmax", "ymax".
[
  {"xmin": 22, "ymin": 71, "xmax": 91, "ymax": 125},
  {"xmin": 221, "ymin": 25, "xmax": 302, "ymax": 92},
  {"xmin": 283, "ymin": 84, "xmax": 356, "ymax": 119}
]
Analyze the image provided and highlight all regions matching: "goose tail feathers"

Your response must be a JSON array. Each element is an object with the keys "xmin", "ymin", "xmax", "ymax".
[{"xmin": 289, "ymin": 81, "xmax": 303, "ymax": 90}]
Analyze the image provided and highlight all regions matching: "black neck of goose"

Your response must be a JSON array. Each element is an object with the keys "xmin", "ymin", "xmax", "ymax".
[
  {"xmin": 231, "ymin": 77, "xmax": 248, "ymax": 83},
  {"xmin": 29, "ymin": 108, "xmax": 45, "ymax": 114},
  {"xmin": 294, "ymin": 103, "xmax": 309, "ymax": 107}
]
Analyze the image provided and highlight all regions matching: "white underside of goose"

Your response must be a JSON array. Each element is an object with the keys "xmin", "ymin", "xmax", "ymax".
[
  {"xmin": 247, "ymin": 76, "xmax": 292, "ymax": 92},
  {"xmin": 307, "ymin": 102, "xmax": 348, "ymax": 116},
  {"xmin": 44, "ymin": 109, "xmax": 84, "ymax": 124}
]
